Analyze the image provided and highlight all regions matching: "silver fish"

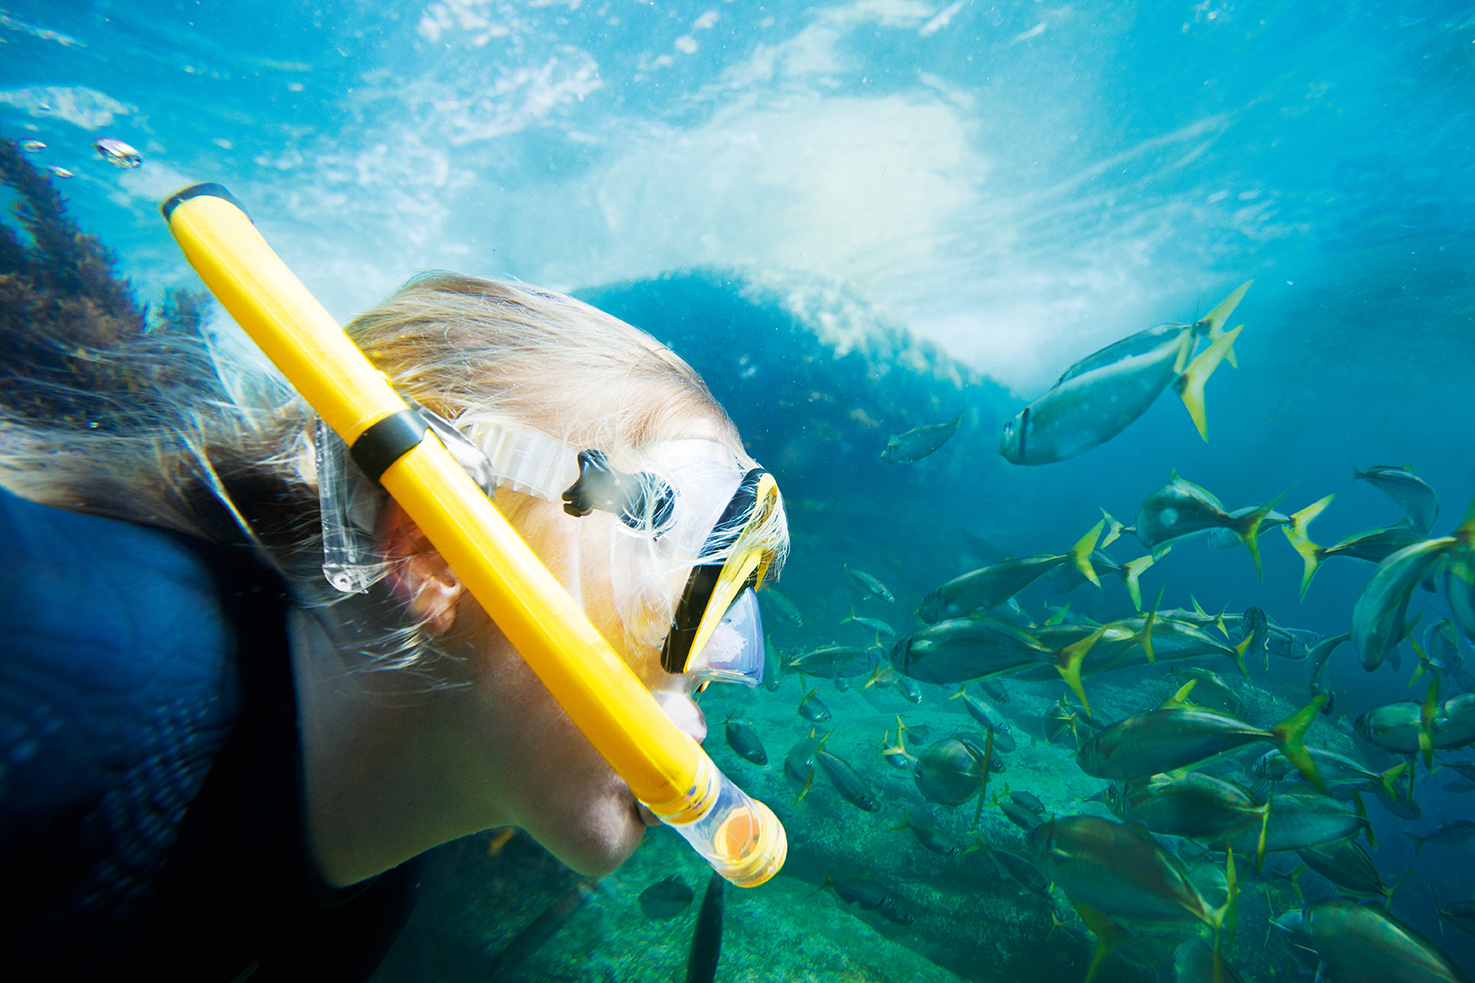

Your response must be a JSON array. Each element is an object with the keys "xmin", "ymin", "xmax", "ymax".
[
  {"xmin": 818, "ymin": 876, "xmax": 914, "ymax": 925},
  {"xmin": 891, "ymin": 811, "xmax": 961, "ymax": 855},
  {"xmin": 1352, "ymin": 531, "xmax": 1468, "ymax": 670},
  {"xmin": 1354, "ymin": 463, "xmax": 1440, "ymax": 532},
  {"xmin": 1136, "ymin": 472, "xmax": 1283, "ymax": 576},
  {"xmin": 1403, "ymin": 820, "xmax": 1475, "ymax": 856},
  {"xmin": 1078, "ymin": 693, "xmax": 1326, "ymax": 787},
  {"xmin": 882, "ymin": 410, "xmax": 964, "ymax": 463},
  {"xmin": 45, "ymin": 164, "xmax": 74, "ymax": 178},
  {"xmin": 814, "ymin": 744, "xmax": 880, "ymax": 812},
  {"xmin": 919, "ymin": 521, "xmax": 1101, "ymax": 621},
  {"xmin": 1285, "ymin": 897, "xmax": 1469, "ymax": 983},
  {"xmin": 760, "ymin": 587, "xmax": 803, "ymax": 627},
  {"xmin": 1025, "ymin": 815, "xmax": 1234, "ymax": 931},
  {"xmin": 723, "ymin": 713, "xmax": 767, "ymax": 765},
  {"xmin": 1000, "ymin": 283, "xmax": 1249, "ymax": 465},
  {"xmin": 20, "ymin": 139, "xmax": 46, "ymax": 152},
  {"xmin": 843, "ymin": 565, "xmax": 894, "ymax": 602},
  {"xmin": 1296, "ymin": 840, "xmax": 1392, "ymax": 901},
  {"xmin": 1283, "ymin": 493, "xmax": 1426, "ymax": 598},
  {"xmin": 93, "ymin": 136, "xmax": 142, "ymax": 168}
]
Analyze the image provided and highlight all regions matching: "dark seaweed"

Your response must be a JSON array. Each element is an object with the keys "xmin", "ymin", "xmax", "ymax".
[{"xmin": 0, "ymin": 136, "xmax": 213, "ymax": 429}]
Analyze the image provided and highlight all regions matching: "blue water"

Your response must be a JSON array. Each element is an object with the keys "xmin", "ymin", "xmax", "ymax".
[{"xmin": 5, "ymin": 1, "xmax": 1474, "ymax": 980}]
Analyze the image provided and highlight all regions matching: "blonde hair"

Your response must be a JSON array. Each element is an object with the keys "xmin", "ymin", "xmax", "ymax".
[{"xmin": 0, "ymin": 273, "xmax": 783, "ymax": 669}]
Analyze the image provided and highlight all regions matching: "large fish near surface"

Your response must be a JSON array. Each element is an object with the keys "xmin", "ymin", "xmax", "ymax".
[
  {"xmin": 919, "ymin": 521, "xmax": 1102, "ymax": 621},
  {"xmin": 1352, "ymin": 510, "xmax": 1475, "ymax": 670},
  {"xmin": 1354, "ymin": 463, "xmax": 1441, "ymax": 532},
  {"xmin": 1275, "ymin": 897, "xmax": 1469, "ymax": 983},
  {"xmin": 1135, "ymin": 472, "xmax": 1285, "ymax": 576},
  {"xmin": 999, "ymin": 282, "xmax": 1250, "ymax": 465},
  {"xmin": 1282, "ymin": 495, "xmax": 1426, "ymax": 599},
  {"xmin": 1077, "ymin": 687, "xmax": 1327, "ymax": 788}
]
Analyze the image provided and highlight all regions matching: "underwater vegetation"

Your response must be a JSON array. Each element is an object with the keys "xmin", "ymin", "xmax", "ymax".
[{"xmin": 0, "ymin": 136, "xmax": 211, "ymax": 431}]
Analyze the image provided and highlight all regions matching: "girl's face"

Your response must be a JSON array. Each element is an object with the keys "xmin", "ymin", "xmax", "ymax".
[{"xmin": 460, "ymin": 492, "xmax": 706, "ymax": 877}]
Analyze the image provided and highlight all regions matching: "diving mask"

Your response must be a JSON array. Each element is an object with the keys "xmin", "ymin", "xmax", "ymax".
[{"xmin": 317, "ymin": 404, "xmax": 785, "ymax": 690}]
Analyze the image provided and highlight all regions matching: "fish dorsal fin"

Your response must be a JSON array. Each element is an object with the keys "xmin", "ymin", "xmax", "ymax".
[{"xmin": 1161, "ymin": 679, "xmax": 1199, "ymax": 709}]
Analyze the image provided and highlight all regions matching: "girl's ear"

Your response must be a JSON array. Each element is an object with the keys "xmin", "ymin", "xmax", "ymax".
[{"xmin": 377, "ymin": 500, "xmax": 464, "ymax": 636}]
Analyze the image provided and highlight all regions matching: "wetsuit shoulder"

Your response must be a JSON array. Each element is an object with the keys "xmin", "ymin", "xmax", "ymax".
[{"xmin": 0, "ymin": 488, "xmax": 242, "ymax": 968}]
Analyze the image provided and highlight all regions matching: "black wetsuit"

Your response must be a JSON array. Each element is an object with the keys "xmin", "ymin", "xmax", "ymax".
[{"xmin": 0, "ymin": 489, "xmax": 421, "ymax": 981}]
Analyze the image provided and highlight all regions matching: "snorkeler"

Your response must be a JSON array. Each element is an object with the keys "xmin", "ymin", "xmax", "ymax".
[{"xmin": 0, "ymin": 181, "xmax": 789, "ymax": 979}]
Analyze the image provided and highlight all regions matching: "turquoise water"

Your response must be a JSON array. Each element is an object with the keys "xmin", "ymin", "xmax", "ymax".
[{"xmin": 4, "ymin": 2, "xmax": 1474, "ymax": 980}]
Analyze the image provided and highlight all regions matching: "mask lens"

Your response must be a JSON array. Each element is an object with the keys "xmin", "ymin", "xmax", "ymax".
[{"xmin": 688, "ymin": 588, "xmax": 765, "ymax": 687}]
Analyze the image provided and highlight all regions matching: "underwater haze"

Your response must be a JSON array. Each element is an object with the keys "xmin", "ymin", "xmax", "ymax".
[{"xmin": 4, "ymin": 1, "xmax": 1475, "ymax": 981}]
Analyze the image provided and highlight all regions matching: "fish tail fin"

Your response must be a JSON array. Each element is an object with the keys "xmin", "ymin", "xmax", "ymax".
[
  {"xmin": 1161, "ymin": 679, "xmax": 1199, "ymax": 709},
  {"xmin": 1068, "ymin": 520, "xmax": 1105, "ymax": 587},
  {"xmin": 1044, "ymin": 603, "xmax": 1073, "ymax": 626},
  {"xmin": 1387, "ymin": 866, "xmax": 1414, "ymax": 907},
  {"xmin": 1354, "ymin": 791, "xmax": 1377, "ymax": 849},
  {"xmin": 1420, "ymin": 675, "xmax": 1441, "ymax": 771},
  {"xmin": 1255, "ymin": 794, "xmax": 1273, "ymax": 871},
  {"xmin": 1071, "ymin": 903, "xmax": 1127, "ymax": 983},
  {"xmin": 889, "ymin": 812, "xmax": 912, "ymax": 834},
  {"xmin": 1211, "ymin": 847, "xmax": 1241, "ymax": 975},
  {"xmin": 1138, "ymin": 585, "xmax": 1165, "ymax": 663},
  {"xmin": 1287, "ymin": 863, "xmax": 1306, "ymax": 903},
  {"xmin": 1282, "ymin": 494, "xmax": 1334, "ymax": 600},
  {"xmin": 1380, "ymin": 762, "xmax": 1408, "ymax": 801},
  {"xmin": 1232, "ymin": 635, "xmax": 1252, "ymax": 678},
  {"xmin": 1123, "ymin": 553, "xmax": 1159, "ymax": 611},
  {"xmin": 1269, "ymin": 696, "xmax": 1329, "ymax": 790},
  {"xmin": 809, "ymin": 875, "xmax": 836, "ymax": 899},
  {"xmin": 1231, "ymin": 488, "xmax": 1289, "ymax": 579},
  {"xmin": 1432, "ymin": 883, "xmax": 1445, "ymax": 936},
  {"xmin": 1174, "ymin": 324, "xmax": 1243, "ymax": 440},
  {"xmin": 974, "ymin": 726, "xmax": 995, "ymax": 828},
  {"xmin": 1456, "ymin": 495, "xmax": 1475, "ymax": 546},
  {"xmin": 1099, "ymin": 508, "xmax": 1124, "ymax": 548},
  {"xmin": 1197, "ymin": 281, "xmax": 1253, "ymax": 366},
  {"xmin": 1055, "ymin": 625, "xmax": 1109, "ymax": 715},
  {"xmin": 1403, "ymin": 831, "xmax": 1426, "ymax": 857},
  {"xmin": 795, "ymin": 767, "xmax": 814, "ymax": 805}
]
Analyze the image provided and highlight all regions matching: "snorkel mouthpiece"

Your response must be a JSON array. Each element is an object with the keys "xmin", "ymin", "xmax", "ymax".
[
  {"xmin": 160, "ymin": 183, "xmax": 787, "ymax": 886},
  {"xmin": 650, "ymin": 753, "xmax": 787, "ymax": 888}
]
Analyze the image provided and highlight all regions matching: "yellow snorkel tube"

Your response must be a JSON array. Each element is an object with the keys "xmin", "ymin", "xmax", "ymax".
[{"xmin": 160, "ymin": 183, "xmax": 786, "ymax": 887}]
